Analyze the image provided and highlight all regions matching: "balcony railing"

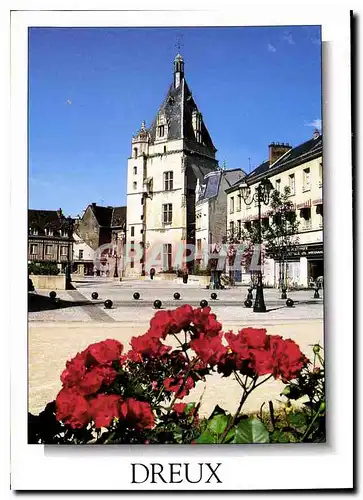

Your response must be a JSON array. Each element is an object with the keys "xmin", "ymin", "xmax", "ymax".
[{"xmin": 302, "ymin": 184, "xmax": 311, "ymax": 192}]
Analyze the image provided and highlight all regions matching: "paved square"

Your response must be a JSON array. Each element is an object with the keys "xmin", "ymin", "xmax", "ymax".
[{"xmin": 29, "ymin": 278, "xmax": 324, "ymax": 417}]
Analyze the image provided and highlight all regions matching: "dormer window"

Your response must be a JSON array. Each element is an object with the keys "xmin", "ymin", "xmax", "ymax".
[
  {"xmin": 158, "ymin": 125, "xmax": 165, "ymax": 138},
  {"xmin": 31, "ymin": 228, "xmax": 38, "ymax": 236},
  {"xmin": 45, "ymin": 228, "xmax": 53, "ymax": 236},
  {"xmin": 156, "ymin": 113, "xmax": 167, "ymax": 140}
]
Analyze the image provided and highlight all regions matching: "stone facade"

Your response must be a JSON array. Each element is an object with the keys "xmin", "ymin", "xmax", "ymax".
[
  {"xmin": 73, "ymin": 203, "xmax": 126, "ymax": 277},
  {"xmin": 226, "ymin": 132, "xmax": 323, "ymax": 288},
  {"xmin": 195, "ymin": 169, "xmax": 246, "ymax": 268},
  {"xmin": 125, "ymin": 54, "xmax": 218, "ymax": 276},
  {"xmin": 28, "ymin": 209, "xmax": 74, "ymax": 273}
]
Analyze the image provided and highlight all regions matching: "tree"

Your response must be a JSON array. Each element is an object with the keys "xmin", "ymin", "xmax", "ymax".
[
  {"xmin": 225, "ymin": 222, "xmax": 265, "ymax": 286},
  {"xmin": 263, "ymin": 186, "xmax": 300, "ymax": 289}
]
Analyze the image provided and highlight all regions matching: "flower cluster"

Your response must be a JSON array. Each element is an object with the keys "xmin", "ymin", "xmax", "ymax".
[
  {"xmin": 218, "ymin": 328, "xmax": 308, "ymax": 381},
  {"xmin": 56, "ymin": 339, "xmax": 154, "ymax": 430},
  {"xmin": 52, "ymin": 305, "xmax": 308, "ymax": 443}
]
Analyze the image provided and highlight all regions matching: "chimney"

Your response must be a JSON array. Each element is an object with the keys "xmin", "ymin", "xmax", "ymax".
[
  {"xmin": 56, "ymin": 208, "xmax": 62, "ymax": 218},
  {"xmin": 268, "ymin": 142, "xmax": 292, "ymax": 166},
  {"xmin": 91, "ymin": 202, "xmax": 97, "ymax": 208}
]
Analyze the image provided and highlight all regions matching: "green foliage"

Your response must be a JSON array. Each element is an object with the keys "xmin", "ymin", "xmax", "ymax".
[
  {"xmin": 263, "ymin": 187, "xmax": 300, "ymax": 289},
  {"xmin": 262, "ymin": 345, "xmax": 326, "ymax": 443},
  {"xmin": 192, "ymin": 264, "xmax": 211, "ymax": 276},
  {"xmin": 232, "ymin": 418, "xmax": 270, "ymax": 444},
  {"xmin": 28, "ymin": 261, "xmax": 60, "ymax": 275}
]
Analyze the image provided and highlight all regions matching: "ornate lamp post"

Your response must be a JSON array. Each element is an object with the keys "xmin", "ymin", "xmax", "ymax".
[
  {"xmin": 240, "ymin": 178, "xmax": 273, "ymax": 313},
  {"xmin": 113, "ymin": 232, "xmax": 119, "ymax": 278},
  {"xmin": 66, "ymin": 216, "xmax": 74, "ymax": 285}
]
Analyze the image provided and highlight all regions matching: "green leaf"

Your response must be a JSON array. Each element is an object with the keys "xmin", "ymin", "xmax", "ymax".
[
  {"xmin": 270, "ymin": 430, "xmax": 290, "ymax": 443},
  {"xmin": 195, "ymin": 430, "xmax": 216, "ymax": 444},
  {"xmin": 223, "ymin": 428, "xmax": 235, "ymax": 443},
  {"xmin": 288, "ymin": 412, "xmax": 307, "ymax": 428},
  {"xmin": 185, "ymin": 402, "xmax": 196, "ymax": 415},
  {"xmin": 207, "ymin": 414, "xmax": 229, "ymax": 435},
  {"xmin": 233, "ymin": 418, "xmax": 270, "ymax": 444}
]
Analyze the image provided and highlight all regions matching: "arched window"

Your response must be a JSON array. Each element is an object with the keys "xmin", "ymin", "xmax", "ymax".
[{"xmin": 133, "ymin": 147, "xmax": 138, "ymax": 159}]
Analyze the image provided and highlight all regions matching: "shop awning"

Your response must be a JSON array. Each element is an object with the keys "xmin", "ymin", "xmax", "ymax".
[
  {"xmin": 297, "ymin": 200, "xmax": 311, "ymax": 209},
  {"xmin": 313, "ymin": 198, "xmax": 323, "ymax": 206}
]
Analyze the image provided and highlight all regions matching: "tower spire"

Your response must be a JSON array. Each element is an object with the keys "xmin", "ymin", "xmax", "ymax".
[{"xmin": 173, "ymin": 53, "xmax": 184, "ymax": 89}]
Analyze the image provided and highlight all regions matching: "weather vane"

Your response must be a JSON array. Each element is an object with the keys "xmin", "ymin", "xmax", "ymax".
[{"xmin": 175, "ymin": 33, "xmax": 184, "ymax": 53}]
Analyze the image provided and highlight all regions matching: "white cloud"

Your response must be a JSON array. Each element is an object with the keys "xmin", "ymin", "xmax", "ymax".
[
  {"xmin": 282, "ymin": 32, "xmax": 295, "ymax": 45},
  {"xmin": 267, "ymin": 43, "xmax": 276, "ymax": 53},
  {"xmin": 304, "ymin": 118, "xmax": 322, "ymax": 130}
]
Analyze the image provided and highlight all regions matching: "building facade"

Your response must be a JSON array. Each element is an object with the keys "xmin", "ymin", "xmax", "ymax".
[
  {"xmin": 28, "ymin": 209, "xmax": 74, "ymax": 272},
  {"xmin": 226, "ymin": 132, "xmax": 323, "ymax": 288},
  {"xmin": 73, "ymin": 203, "xmax": 126, "ymax": 277},
  {"xmin": 195, "ymin": 168, "xmax": 245, "ymax": 269},
  {"xmin": 125, "ymin": 53, "xmax": 218, "ymax": 276}
]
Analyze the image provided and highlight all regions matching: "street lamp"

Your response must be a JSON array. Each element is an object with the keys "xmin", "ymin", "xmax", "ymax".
[
  {"xmin": 66, "ymin": 216, "xmax": 74, "ymax": 286},
  {"xmin": 240, "ymin": 178, "xmax": 273, "ymax": 312},
  {"xmin": 113, "ymin": 233, "xmax": 119, "ymax": 278}
]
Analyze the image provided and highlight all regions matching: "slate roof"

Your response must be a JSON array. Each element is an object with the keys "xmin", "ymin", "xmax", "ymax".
[
  {"xmin": 28, "ymin": 209, "xmax": 70, "ymax": 230},
  {"xmin": 246, "ymin": 135, "xmax": 323, "ymax": 183},
  {"xmin": 147, "ymin": 59, "xmax": 216, "ymax": 156},
  {"xmin": 198, "ymin": 169, "xmax": 246, "ymax": 201},
  {"xmin": 225, "ymin": 134, "xmax": 322, "ymax": 194},
  {"xmin": 111, "ymin": 206, "xmax": 127, "ymax": 229},
  {"xmin": 90, "ymin": 205, "xmax": 113, "ymax": 227}
]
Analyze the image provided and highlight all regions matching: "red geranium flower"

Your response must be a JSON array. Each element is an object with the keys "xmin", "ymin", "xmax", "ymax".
[
  {"xmin": 190, "ymin": 332, "xmax": 227, "ymax": 366},
  {"xmin": 149, "ymin": 310, "xmax": 174, "ymax": 339},
  {"xmin": 163, "ymin": 376, "xmax": 195, "ymax": 399},
  {"xmin": 78, "ymin": 365, "xmax": 117, "ymax": 396},
  {"xmin": 89, "ymin": 394, "xmax": 122, "ymax": 428},
  {"xmin": 269, "ymin": 336, "xmax": 308, "ymax": 381},
  {"xmin": 224, "ymin": 330, "xmax": 250, "ymax": 362},
  {"xmin": 87, "ymin": 339, "xmax": 123, "ymax": 365},
  {"xmin": 249, "ymin": 348, "xmax": 274, "ymax": 376},
  {"xmin": 130, "ymin": 331, "xmax": 172, "ymax": 359},
  {"xmin": 173, "ymin": 403, "xmax": 187, "ymax": 415},
  {"xmin": 60, "ymin": 351, "xmax": 87, "ymax": 388},
  {"xmin": 120, "ymin": 398, "xmax": 155, "ymax": 429},
  {"xmin": 192, "ymin": 307, "xmax": 222, "ymax": 338},
  {"xmin": 239, "ymin": 328, "xmax": 268, "ymax": 349},
  {"xmin": 170, "ymin": 305, "xmax": 194, "ymax": 332},
  {"xmin": 55, "ymin": 388, "xmax": 90, "ymax": 429}
]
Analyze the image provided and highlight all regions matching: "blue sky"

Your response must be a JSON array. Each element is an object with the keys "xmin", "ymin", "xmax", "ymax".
[{"xmin": 29, "ymin": 26, "xmax": 321, "ymax": 217}]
